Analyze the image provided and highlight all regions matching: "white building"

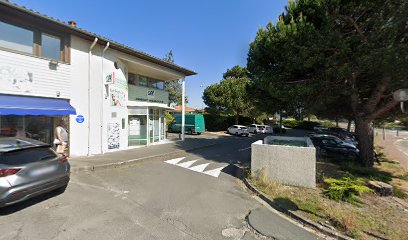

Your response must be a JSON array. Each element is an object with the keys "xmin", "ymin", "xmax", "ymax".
[{"xmin": 0, "ymin": 1, "xmax": 196, "ymax": 156}]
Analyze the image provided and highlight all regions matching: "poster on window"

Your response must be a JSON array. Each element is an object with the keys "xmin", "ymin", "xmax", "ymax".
[
  {"xmin": 129, "ymin": 118, "xmax": 141, "ymax": 136},
  {"xmin": 107, "ymin": 122, "xmax": 120, "ymax": 149}
]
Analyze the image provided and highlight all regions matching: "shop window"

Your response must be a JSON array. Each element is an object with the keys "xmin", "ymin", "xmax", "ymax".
[
  {"xmin": 0, "ymin": 21, "xmax": 33, "ymax": 54},
  {"xmin": 139, "ymin": 76, "xmax": 148, "ymax": 87},
  {"xmin": 128, "ymin": 73, "xmax": 138, "ymax": 86},
  {"xmin": 156, "ymin": 81, "xmax": 164, "ymax": 90},
  {"xmin": 41, "ymin": 33, "xmax": 61, "ymax": 60},
  {"xmin": 0, "ymin": 116, "xmax": 54, "ymax": 144}
]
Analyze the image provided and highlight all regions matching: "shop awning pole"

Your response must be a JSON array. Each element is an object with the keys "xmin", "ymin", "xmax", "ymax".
[{"xmin": 181, "ymin": 77, "xmax": 186, "ymax": 141}]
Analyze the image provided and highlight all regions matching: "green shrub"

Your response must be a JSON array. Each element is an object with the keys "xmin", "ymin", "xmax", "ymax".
[
  {"xmin": 320, "ymin": 121, "xmax": 336, "ymax": 128},
  {"xmin": 323, "ymin": 175, "xmax": 372, "ymax": 204},
  {"xmin": 165, "ymin": 113, "xmax": 174, "ymax": 127}
]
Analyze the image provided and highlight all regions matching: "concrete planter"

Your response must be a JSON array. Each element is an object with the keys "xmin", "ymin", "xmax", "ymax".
[{"xmin": 251, "ymin": 136, "xmax": 316, "ymax": 188}]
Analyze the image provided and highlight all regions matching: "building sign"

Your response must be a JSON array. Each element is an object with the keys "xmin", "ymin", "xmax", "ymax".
[
  {"xmin": 0, "ymin": 65, "xmax": 34, "ymax": 93},
  {"xmin": 147, "ymin": 90, "xmax": 155, "ymax": 97},
  {"xmin": 75, "ymin": 115, "xmax": 85, "ymax": 123},
  {"xmin": 107, "ymin": 122, "xmax": 120, "ymax": 149},
  {"xmin": 110, "ymin": 88, "xmax": 126, "ymax": 107},
  {"xmin": 105, "ymin": 72, "xmax": 115, "ymax": 85},
  {"xmin": 109, "ymin": 72, "xmax": 127, "ymax": 107}
]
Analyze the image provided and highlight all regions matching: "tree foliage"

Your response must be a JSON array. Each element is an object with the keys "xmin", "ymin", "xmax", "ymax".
[
  {"xmin": 203, "ymin": 66, "xmax": 254, "ymax": 124},
  {"xmin": 162, "ymin": 50, "xmax": 186, "ymax": 105},
  {"xmin": 248, "ymin": 0, "xmax": 408, "ymax": 166}
]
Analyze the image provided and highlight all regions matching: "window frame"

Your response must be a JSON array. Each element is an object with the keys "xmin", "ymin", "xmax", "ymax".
[{"xmin": 0, "ymin": 17, "xmax": 70, "ymax": 63}]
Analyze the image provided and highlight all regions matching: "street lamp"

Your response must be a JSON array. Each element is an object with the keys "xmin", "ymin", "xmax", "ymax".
[
  {"xmin": 200, "ymin": 84, "xmax": 205, "ymax": 111},
  {"xmin": 393, "ymin": 89, "xmax": 408, "ymax": 113}
]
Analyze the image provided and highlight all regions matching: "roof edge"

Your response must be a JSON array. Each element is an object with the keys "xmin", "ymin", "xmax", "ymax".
[{"xmin": 0, "ymin": 0, "xmax": 197, "ymax": 76}]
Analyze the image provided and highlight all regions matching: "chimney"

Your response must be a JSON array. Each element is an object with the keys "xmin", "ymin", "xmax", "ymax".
[{"xmin": 68, "ymin": 21, "xmax": 77, "ymax": 27}]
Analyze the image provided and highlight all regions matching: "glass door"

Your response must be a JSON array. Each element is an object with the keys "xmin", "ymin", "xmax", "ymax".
[
  {"xmin": 153, "ymin": 109, "xmax": 159, "ymax": 143},
  {"xmin": 149, "ymin": 109, "xmax": 154, "ymax": 144},
  {"xmin": 128, "ymin": 115, "xmax": 147, "ymax": 146}
]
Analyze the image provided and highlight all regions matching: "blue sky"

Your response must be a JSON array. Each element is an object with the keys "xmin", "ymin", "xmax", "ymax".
[{"xmin": 12, "ymin": 0, "xmax": 287, "ymax": 108}]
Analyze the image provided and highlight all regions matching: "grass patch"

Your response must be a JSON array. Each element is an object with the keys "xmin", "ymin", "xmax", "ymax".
[
  {"xmin": 393, "ymin": 186, "xmax": 408, "ymax": 199},
  {"xmin": 249, "ymin": 166, "xmax": 408, "ymax": 239}
]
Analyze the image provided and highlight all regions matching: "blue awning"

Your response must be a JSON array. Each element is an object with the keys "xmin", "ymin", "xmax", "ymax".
[{"xmin": 0, "ymin": 95, "xmax": 76, "ymax": 116}]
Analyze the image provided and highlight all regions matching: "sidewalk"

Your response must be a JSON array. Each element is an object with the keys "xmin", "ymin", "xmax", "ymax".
[
  {"xmin": 69, "ymin": 134, "xmax": 219, "ymax": 172},
  {"xmin": 376, "ymin": 132, "xmax": 408, "ymax": 169},
  {"xmin": 247, "ymin": 207, "xmax": 323, "ymax": 240}
]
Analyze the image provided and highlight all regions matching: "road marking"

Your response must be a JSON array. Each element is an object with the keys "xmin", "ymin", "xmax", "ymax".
[
  {"xmin": 177, "ymin": 160, "xmax": 197, "ymax": 168},
  {"xmin": 203, "ymin": 166, "xmax": 226, "ymax": 178},
  {"xmin": 189, "ymin": 163, "xmax": 210, "ymax": 172},
  {"xmin": 164, "ymin": 158, "xmax": 228, "ymax": 178},
  {"xmin": 238, "ymin": 147, "xmax": 251, "ymax": 152},
  {"xmin": 164, "ymin": 157, "xmax": 185, "ymax": 165}
]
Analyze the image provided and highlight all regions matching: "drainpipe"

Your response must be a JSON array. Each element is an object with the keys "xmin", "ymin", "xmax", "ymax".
[
  {"xmin": 101, "ymin": 42, "xmax": 110, "ymax": 154},
  {"xmin": 88, "ymin": 37, "xmax": 98, "ymax": 156}
]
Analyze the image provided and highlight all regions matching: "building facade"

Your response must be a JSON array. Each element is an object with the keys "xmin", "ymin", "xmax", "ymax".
[{"xmin": 0, "ymin": 1, "xmax": 196, "ymax": 156}]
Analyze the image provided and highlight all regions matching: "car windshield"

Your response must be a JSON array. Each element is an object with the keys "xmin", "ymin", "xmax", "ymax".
[{"xmin": 0, "ymin": 147, "xmax": 58, "ymax": 166}]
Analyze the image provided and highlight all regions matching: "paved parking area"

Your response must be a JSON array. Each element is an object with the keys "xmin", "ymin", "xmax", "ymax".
[{"xmin": 0, "ymin": 132, "xmax": 323, "ymax": 240}]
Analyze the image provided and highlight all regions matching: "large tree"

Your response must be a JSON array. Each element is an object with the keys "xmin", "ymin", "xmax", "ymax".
[
  {"xmin": 203, "ymin": 66, "xmax": 253, "ymax": 124},
  {"xmin": 248, "ymin": 0, "xmax": 408, "ymax": 166},
  {"xmin": 162, "ymin": 50, "xmax": 186, "ymax": 106}
]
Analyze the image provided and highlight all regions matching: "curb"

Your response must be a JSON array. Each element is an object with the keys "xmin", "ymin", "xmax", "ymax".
[
  {"xmin": 70, "ymin": 143, "xmax": 217, "ymax": 173},
  {"xmin": 243, "ymin": 178, "xmax": 353, "ymax": 240}
]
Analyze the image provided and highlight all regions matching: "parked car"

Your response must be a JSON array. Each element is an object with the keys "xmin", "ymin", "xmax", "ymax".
[
  {"xmin": 313, "ymin": 125, "xmax": 329, "ymax": 131},
  {"xmin": 247, "ymin": 124, "xmax": 265, "ymax": 134},
  {"xmin": 263, "ymin": 125, "xmax": 274, "ymax": 134},
  {"xmin": 320, "ymin": 130, "xmax": 357, "ymax": 146},
  {"xmin": 227, "ymin": 125, "xmax": 249, "ymax": 137},
  {"xmin": 168, "ymin": 114, "xmax": 205, "ymax": 135},
  {"xmin": 0, "ymin": 138, "xmax": 70, "ymax": 208},
  {"xmin": 309, "ymin": 134, "xmax": 359, "ymax": 160},
  {"xmin": 272, "ymin": 124, "xmax": 287, "ymax": 133}
]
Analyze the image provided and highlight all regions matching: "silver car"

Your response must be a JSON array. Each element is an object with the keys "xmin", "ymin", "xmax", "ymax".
[{"xmin": 0, "ymin": 138, "xmax": 70, "ymax": 208}]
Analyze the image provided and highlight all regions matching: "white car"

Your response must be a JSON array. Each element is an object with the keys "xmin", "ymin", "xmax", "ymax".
[
  {"xmin": 263, "ymin": 125, "xmax": 274, "ymax": 134},
  {"xmin": 227, "ymin": 125, "xmax": 249, "ymax": 136},
  {"xmin": 247, "ymin": 124, "xmax": 265, "ymax": 134}
]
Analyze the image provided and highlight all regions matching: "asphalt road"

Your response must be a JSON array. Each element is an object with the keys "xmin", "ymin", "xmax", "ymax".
[{"xmin": 0, "ymin": 133, "xmax": 322, "ymax": 240}]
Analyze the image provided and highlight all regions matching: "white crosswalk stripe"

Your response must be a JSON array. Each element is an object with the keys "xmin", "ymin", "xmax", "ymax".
[
  {"xmin": 164, "ymin": 158, "xmax": 228, "ymax": 178},
  {"xmin": 164, "ymin": 157, "xmax": 185, "ymax": 165},
  {"xmin": 202, "ymin": 166, "xmax": 225, "ymax": 178},
  {"xmin": 177, "ymin": 160, "xmax": 197, "ymax": 168},
  {"xmin": 189, "ymin": 163, "xmax": 210, "ymax": 172}
]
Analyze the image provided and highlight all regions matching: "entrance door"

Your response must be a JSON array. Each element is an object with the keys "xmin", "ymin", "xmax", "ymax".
[{"xmin": 148, "ymin": 109, "xmax": 160, "ymax": 144}]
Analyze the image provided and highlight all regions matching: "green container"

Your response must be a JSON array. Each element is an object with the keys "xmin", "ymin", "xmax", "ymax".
[{"xmin": 168, "ymin": 114, "xmax": 205, "ymax": 134}]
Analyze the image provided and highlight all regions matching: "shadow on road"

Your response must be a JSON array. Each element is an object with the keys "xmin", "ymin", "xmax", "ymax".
[{"xmin": 0, "ymin": 190, "xmax": 64, "ymax": 216}]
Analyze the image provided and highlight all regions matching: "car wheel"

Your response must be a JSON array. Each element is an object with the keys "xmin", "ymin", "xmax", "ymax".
[{"xmin": 235, "ymin": 132, "xmax": 239, "ymax": 136}]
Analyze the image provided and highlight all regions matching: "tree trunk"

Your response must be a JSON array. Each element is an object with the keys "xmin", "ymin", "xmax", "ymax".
[
  {"xmin": 335, "ymin": 116, "xmax": 339, "ymax": 127},
  {"xmin": 235, "ymin": 114, "xmax": 239, "ymax": 124},
  {"xmin": 347, "ymin": 119, "xmax": 352, "ymax": 132},
  {"xmin": 355, "ymin": 118, "xmax": 374, "ymax": 167}
]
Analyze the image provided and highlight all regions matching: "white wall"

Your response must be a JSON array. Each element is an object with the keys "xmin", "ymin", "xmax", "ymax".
[
  {"xmin": 69, "ymin": 36, "xmax": 188, "ymax": 157},
  {"xmin": 70, "ymin": 36, "xmax": 129, "ymax": 156},
  {"xmin": 0, "ymin": 49, "xmax": 71, "ymax": 99}
]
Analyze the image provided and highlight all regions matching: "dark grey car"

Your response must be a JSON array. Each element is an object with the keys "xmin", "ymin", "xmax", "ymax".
[{"xmin": 0, "ymin": 138, "xmax": 70, "ymax": 208}]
